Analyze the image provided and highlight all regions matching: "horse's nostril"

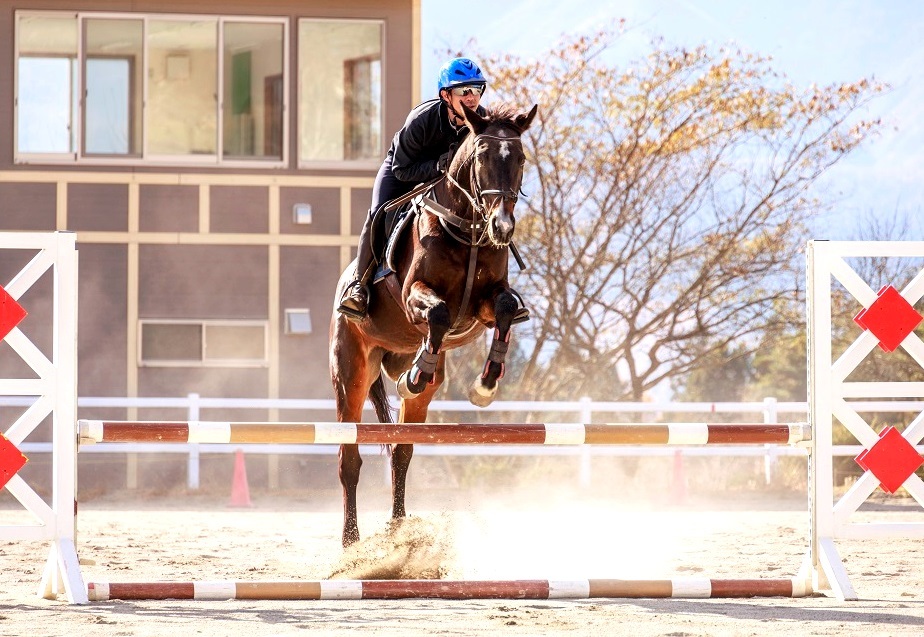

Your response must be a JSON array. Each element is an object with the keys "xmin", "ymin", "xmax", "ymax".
[{"xmin": 490, "ymin": 216, "xmax": 515, "ymax": 245}]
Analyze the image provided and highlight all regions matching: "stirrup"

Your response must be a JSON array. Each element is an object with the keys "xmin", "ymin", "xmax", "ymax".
[
  {"xmin": 337, "ymin": 281, "xmax": 369, "ymax": 321},
  {"xmin": 337, "ymin": 303, "xmax": 367, "ymax": 321},
  {"xmin": 510, "ymin": 289, "xmax": 530, "ymax": 324}
]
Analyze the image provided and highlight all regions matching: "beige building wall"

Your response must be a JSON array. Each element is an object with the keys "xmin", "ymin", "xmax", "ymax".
[{"xmin": 0, "ymin": 0, "xmax": 421, "ymax": 415}]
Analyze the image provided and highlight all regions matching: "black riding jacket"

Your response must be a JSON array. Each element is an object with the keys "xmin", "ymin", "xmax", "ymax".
[{"xmin": 389, "ymin": 98, "xmax": 487, "ymax": 184}]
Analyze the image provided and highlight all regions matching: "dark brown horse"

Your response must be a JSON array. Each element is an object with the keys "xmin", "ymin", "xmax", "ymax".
[{"xmin": 329, "ymin": 102, "xmax": 538, "ymax": 546}]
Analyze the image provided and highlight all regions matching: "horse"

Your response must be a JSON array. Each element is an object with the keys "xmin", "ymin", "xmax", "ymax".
[{"xmin": 329, "ymin": 102, "xmax": 539, "ymax": 547}]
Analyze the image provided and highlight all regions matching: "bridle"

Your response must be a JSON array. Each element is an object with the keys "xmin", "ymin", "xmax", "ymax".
[{"xmin": 443, "ymin": 131, "xmax": 523, "ymax": 246}]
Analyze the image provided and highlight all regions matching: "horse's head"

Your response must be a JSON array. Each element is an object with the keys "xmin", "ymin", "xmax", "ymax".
[{"xmin": 449, "ymin": 103, "xmax": 538, "ymax": 247}]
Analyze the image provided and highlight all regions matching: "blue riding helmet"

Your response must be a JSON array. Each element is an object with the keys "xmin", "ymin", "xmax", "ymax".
[{"xmin": 437, "ymin": 58, "xmax": 488, "ymax": 94}]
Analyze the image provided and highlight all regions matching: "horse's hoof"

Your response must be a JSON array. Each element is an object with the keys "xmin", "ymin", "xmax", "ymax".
[
  {"xmin": 396, "ymin": 371, "xmax": 421, "ymax": 399},
  {"xmin": 386, "ymin": 516, "xmax": 409, "ymax": 535},
  {"xmin": 468, "ymin": 380, "xmax": 498, "ymax": 407},
  {"xmin": 342, "ymin": 530, "xmax": 360, "ymax": 548}
]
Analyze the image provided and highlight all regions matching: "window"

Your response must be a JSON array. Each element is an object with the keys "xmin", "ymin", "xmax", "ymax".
[
  {"xmin": 14, "ymin": 12, "xmax": 390, "ymax": 168},
  {"xmin": 14, "ymin": 11, "xmax": 287, "ymax": 166},
  {"xmin": 84, "ymin": 18, "xmax": 143, "ymax": 156},
  {"xmin": 139, "ymin": 320, "xmax": 268, "ymax": 367},
  {"xmin": 223, "ymin": 21, "xmax": 285, "ymax": 159},
  {"xmin": 16, "ymin": 14, "xmax": 79, "ymax": 155},
  {"xmin": 298, "ymin": 19, "xmax": 383, "ymax": 165},
  {"xmin": 344, "ymin": 55, "xmax": 382, "ymax": 160},
  {"xmin": 284, "ymin": 308, "xmax": 312, "ymax": 335},
  {"xmin": 147, "ymin": 19, "xmax": 218, "ymax": 157}
]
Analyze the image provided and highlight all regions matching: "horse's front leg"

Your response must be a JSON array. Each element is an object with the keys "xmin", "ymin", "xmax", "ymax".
[
  {"xmin": 469, "ymin": 289, "xmax": 517, "ymax": 407},
  {"xmin": 396, "ymin": 282, "xmax": 451, "ymax": 398},
  {"xmin": 391, "ymin": 355, "xmax": 445, "ymax": 523}
]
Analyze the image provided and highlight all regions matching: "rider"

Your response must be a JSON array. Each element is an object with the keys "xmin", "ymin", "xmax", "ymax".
[{"xmin": 337, "ymin": 57, "xmax": 492, "ymax": 321}]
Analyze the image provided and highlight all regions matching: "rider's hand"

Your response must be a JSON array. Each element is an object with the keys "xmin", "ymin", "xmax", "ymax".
[{"xmin": 437, "ymin": 151, "xmax": 452, "ymax": 173}]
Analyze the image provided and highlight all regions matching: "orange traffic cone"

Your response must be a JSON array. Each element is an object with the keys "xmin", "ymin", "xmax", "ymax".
[{"xmin": 228, "ymin": 448, "xmax": 252, "ymax": 507}]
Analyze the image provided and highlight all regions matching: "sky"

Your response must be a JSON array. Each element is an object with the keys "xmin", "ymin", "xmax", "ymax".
[{"xmin": 421, "ymin": 0, "xmax": 924, "ymax": 239}]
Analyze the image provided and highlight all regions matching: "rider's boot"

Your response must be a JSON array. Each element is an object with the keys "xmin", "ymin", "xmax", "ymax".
[{"xmin": 337, "ymin": 229, "xmax": 376, "ymax": 321}]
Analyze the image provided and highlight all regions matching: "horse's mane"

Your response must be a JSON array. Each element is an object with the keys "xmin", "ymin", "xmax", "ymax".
[
  {"xmin": 474, "ymin": 104, "xmax": 523, "ymax": 133},
  {"xmin": 483, "ymin": 103, "xmax": 519, "ymax": 122}
]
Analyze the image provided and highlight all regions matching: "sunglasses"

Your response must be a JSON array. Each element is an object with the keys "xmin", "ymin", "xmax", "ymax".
[{"xmin": 450, "ymin": 85, "xmax": 485, "ymax": 97}]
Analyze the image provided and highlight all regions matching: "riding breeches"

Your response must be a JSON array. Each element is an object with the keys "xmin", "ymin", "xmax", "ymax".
[{"xmin": 362, "ymin": 153, "xmax": 417, "ymax": 263}]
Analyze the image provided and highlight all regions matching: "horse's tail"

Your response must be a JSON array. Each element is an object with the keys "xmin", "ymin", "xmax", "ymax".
[{"xmin": 369, "ymin": 374, "xmax": 395, "ymax": 424}]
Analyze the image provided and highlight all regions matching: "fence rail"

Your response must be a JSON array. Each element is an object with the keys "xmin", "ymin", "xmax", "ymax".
[{"xmin": 7, "ymin": 394, "xmax": 924, "ymax": 490}]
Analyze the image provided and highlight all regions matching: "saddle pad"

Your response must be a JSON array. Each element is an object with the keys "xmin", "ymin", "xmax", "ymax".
[{"xmin": 384, "ymin": 194, "xmax": 423, "ymax": 272}]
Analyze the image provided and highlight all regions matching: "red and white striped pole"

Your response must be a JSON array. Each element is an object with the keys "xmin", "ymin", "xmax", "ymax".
[
  {"xmin": 87, "ymin": 577, "xmax": 809, "ymax": 601},
  {"xmin": 78, "ymin": 421, "xmax": 810, "ymax": 446}
]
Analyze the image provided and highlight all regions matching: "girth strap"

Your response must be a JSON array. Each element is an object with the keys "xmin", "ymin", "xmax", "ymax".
[{"xmin": 453, "ymin": 244, "xmax": 479, "ymax": 331}]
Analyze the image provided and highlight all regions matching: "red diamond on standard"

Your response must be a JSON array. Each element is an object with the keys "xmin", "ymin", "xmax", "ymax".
[
  {"xmin": 0, "ymin": 433, "xmax": 29, "ymax": 491},
  {"xmin": 0, "ymin": 285, "xmax": 28, "ymax": 343},
  {"xmin": 855, "ymin": 426, "xmax": 923, "ymax": 494},
  {"xmin": 854, "ymin": 285, "xmax": 923, "ymax": 352}
]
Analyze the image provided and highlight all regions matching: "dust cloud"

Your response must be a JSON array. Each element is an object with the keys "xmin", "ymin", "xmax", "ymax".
[{"xmin": 327, "ymin": 514, "xmax": 458, "ymax": 580}]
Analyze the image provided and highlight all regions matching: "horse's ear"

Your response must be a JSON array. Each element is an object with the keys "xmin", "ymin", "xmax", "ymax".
[
  {"xmin": 514, "ymin": 104, "xmax": 539, "ymax": 132},
  {"xmin": 461, "ymin": 103, "xmax": 489, "ymax": 135}
]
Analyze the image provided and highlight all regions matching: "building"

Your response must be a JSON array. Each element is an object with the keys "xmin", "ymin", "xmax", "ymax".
[{"xmin": 0, "ymin": 1, "xmax": 420, "ymax": 414}]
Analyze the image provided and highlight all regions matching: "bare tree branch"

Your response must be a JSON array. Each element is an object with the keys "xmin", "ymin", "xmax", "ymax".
[{"xmin": 440, "ymin": 28, "xmax": 887, "ymax": 400}]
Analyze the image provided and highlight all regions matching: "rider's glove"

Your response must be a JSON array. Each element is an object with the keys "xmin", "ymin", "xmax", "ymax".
[{"xmin": 437, "ymin": 151, "xmax": 452, "ymax": 173}]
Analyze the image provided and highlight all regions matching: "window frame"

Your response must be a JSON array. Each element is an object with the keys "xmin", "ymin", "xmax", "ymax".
[
  {"xmin": 138, "ymin": 319, "xmax": 270, "ymax": 368},
  {"xmin": 296, "ymin": 17, "xmax": 385, "ymax": 171},
  {"xmin": 14, "ymin": 10, "xmax": 81, "ymax": 162},
  {"xmin": 13, "ymin": 10, "xmax": 290, "ymax": 169}
]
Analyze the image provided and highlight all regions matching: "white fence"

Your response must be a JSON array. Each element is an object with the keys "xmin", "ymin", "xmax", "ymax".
[{"xmin": 12, "ymin": 394, "xmax": 924, "ymax": 489}]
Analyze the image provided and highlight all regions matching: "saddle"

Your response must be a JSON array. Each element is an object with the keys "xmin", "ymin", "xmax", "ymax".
[
  {"xmin": 371, "ymin": 188, "xmax": 483, "ymax": 280},
  {"xmin": 372, "ymin": 192, "xmax": 425, "ymax": 283}
]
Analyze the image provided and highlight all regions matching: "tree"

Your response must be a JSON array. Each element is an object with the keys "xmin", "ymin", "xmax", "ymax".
[
  {"xmin": 449, "ymin": 28, "xmax": 886, "ymax": 400},
  {"xmin": 671, "ymin": 342, "xmax": 752, "ymax": 403},
  {"xmin": 746, "ymin": 326, "xmax": 807, "ymax": 402}
]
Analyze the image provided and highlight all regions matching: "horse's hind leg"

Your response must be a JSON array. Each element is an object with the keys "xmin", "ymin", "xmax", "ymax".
[
  {"xmin": 333, "ymin": 352, "xmax": 368, "ymax": 546},
  {"xmin": 469, "ymin": 289, "xmax": 517, "ymax": 407},
  {"xmin": 339, "ymin": 444, "xmax": 362, "ymax": 546},
  {"xmin": 330, "ymin": 316, "xmax": 382, "ymax": 547}
]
